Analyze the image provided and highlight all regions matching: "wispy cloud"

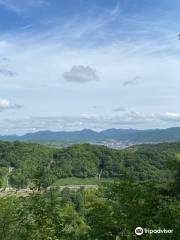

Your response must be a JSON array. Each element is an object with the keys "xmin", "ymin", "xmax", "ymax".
[
  {"xmin": 123, "ymin": 76, "xmax": 142, "ymax": 86},
  {"xmin": 0, "ymin": 0, "xmax": 47, "ymax": 13},
  {"xmin": 0, "ymin": 68, "xmax": 17, "ymax": 77},
  {"xmin": 0, "ymin": 2, "xmax": 180, "ymax": 133},
  {"xmin": 112, "ymin": 107, "xmax": 126, "ymax": 112},
  {"xmin": 0, "ymin": 57, "xmax": 18, "ymax": 77}
]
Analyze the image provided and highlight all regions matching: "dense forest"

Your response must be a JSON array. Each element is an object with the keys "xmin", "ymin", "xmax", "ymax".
[
  {"xmin": 0, "ymin": 141, "xmax": 178, "ymax": 188},
  {"xmin": 0, "ymin": 141, "xmax": 179, "ymax": 239}
]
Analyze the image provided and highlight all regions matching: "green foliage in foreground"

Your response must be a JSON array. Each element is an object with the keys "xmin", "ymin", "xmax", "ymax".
[
  {"xmin": 0, "ymin": 141, "xmax": 180, "ymax": 188},
  {"xmin": 0, "ymin": 141, "xmax": 179, "ymax": 239},
  {"xmin": 0, "ymin": 177, "xmax": 179, "ymax": 240}
]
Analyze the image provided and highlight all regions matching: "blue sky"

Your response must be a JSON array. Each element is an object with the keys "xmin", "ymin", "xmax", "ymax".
[{"xmin": 1, "ymin": 0, "xmax": 180, "ymax": 134}]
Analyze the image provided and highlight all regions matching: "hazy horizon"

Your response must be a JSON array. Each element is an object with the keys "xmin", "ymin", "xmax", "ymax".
[{"xmin": 0, "ymin": 125, "xmax": 179, "ymax": 137}]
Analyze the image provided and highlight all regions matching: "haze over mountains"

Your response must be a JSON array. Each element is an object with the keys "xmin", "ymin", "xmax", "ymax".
[{"xmin": 1, "ymin": 127, "xmax": 180, "ymax": 145}]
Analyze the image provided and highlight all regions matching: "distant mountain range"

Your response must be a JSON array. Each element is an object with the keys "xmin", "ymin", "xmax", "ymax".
[{"xmin": 1, "ymin": 127, "xmax": 180, "ymax": 144}]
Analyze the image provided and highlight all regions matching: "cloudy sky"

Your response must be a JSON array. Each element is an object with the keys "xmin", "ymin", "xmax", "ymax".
[{"xmin": 1, "ymin": 0, "xmax": 180, "ymax": 134}]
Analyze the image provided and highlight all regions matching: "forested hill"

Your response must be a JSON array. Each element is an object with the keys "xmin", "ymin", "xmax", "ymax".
[
  {"xmin": 0, "ymin": 141, "xmax": 179, "ymax": 189},
  {"xmin": 1, "ymin": 127, "xmax": 180, "ymax": 144}
]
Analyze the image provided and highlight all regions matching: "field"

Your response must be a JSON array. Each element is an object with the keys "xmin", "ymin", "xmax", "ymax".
[{"xmin": 54, "ymin": 177, "xmax": 113, "ymax": 186}]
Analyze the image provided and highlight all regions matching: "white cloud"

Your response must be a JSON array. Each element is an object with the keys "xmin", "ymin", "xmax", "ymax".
[
  {"xmin": 159, "ymin": 112, "xmax": 180, "ymax": 122},
  {"xmin": 164, "ymin": 112, "xmax": 180, "ymax": 117},
  {"xmin": 0, "ymin": 99, "xmax": 22, "ymax": 111},
  {"xmin": 0, "ymin": 99, "xmax": 10, "ymax": 109},
  {"xmin": 2, "ymin": 111, "xmax": 180, "ymax": 135},
  {"xmin": 63, "ymin": 65, "xmax": 99, "ymax": 83}
]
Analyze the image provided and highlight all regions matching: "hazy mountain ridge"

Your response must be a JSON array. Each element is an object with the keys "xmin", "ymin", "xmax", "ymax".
[{"xmin": 1, "ymin": 127, "xmax": 180, "ymax": 144}]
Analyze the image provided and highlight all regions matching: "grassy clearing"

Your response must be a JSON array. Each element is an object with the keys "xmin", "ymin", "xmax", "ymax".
[{"xmin": 54, "ymin": 177, "xmax": 113, "ymax": 186}]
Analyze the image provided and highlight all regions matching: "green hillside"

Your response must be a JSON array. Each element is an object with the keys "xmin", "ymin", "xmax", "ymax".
[
  {"xmin": 0, "ymin": 141, "xmax": 179, "ymax": 189},
  {"xmin": 0, "ymin": 141, "xmax": 179, "ymax": 239}
]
